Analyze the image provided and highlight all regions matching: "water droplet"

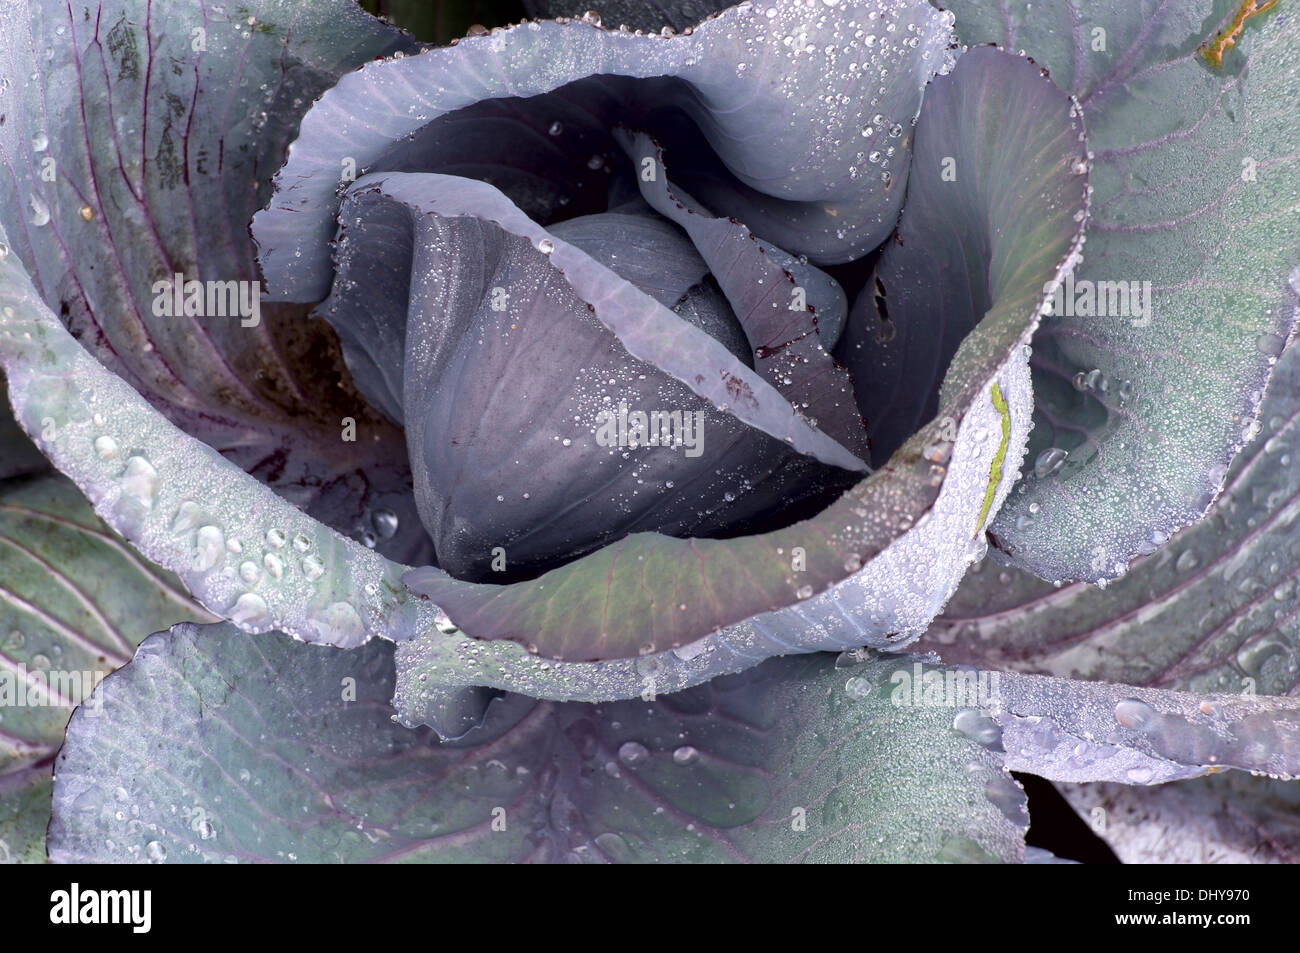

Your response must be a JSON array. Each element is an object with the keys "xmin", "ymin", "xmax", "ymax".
[
  {"xmin": 548, "ymin": 121, "xmax": 563, "ymax": 136},
  {"xmin": 795, "ymin": 583, "xmax": 814, "ymax": 599},
  {"xmin": 0, "ymin": 243, "xmax": 8, "ymax": 260},
  {"xmin": 230, "ymin": 592, "xmax": 269, "ymax": 627},
  {"xmin": 145, "ymin": 840, "xmax": 167, "ymax": 862},
  {"xmin": 94, "ymin": 434, "xmax": 118, "ymax": 459},
  {"xmin": 371, "ymin": 509, "xmax": 399, "ymax": 539},
  {"xmin": 1114, "ymin": 698, "xmax": 1158, "ymax": 731},
  {"xmin": 301, "ymin": 554, "xmax": 324, "ymax": 580},
  {"xmin": 844, "ymin": 676, "xmax": 872, "ymax": 700},
  {"xmin": 307, "ymin": 602, "xmax": 363, "ymax": 645},
  {"xmin": 1257, "ymin": 332, "xmax": 1286, "ymax": 357},
  {"xmin": 586, "ymin": 154, "xmax": 604, "ymax": 170},
  {"xmin": 193, "ymin": 525, "xmax": 224, "ymax": 571},
  {"xmin": 30, "ymin": 131, "xmax": 47, "ymax": 152},
  {"xmin": 580, "ymin": 10, "xmax": 601, "ymax": 25},
  {"xmin": 238, "ymin": 561, "xmax": 260, "ymax": 584},
  {"xmin": 27, "ymin": 194, "xmax": 50, "ymax": 227},
  {"xmin": 119, "ymin": 456, "xmax": 158, "ymax": 509},
  {"xmin": 265, "ymin": 528, "xmax": 285, "ymax": 548},
  {"xmin": 1175, "ymin": 549, "xmax": 1200, "ymax": 572},
  {"xmin": 952, "ymin": 708, "xmax": 1001, "ymax": 747},
  {"xmin": 536, "ymin": 237, "xmax": 554, "ymax": 254},
  {"xmin": 1033, "ymin": 447, "xmax": 1068, "ymax": 479},
  {"xmin": 672, "ymin": 745, "xmax": 699, "ymax": 766},
  {"xmin": 843, "ymin": 554, "xmax": 862, "ymax": 572},
  {"xmin": 263, "ymin": 552, "xmax": 284, "ymax": 579},
  {"xmin": 171, "ymin": 500, "xmax": 202, "ymax": 533},
  {"xmin": 617, "ymin": 741, "xmax": 649, "ymax": 766},
  {"xmin": 291, "ymin": 533, "xmax": 311, "ymax": 553},
  {"xmin": 78, "ymin": 204, "xmax": 93, "ymax": 222}
]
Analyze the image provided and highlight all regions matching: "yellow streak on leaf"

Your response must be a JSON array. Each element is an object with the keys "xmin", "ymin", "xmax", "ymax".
[
  {"xmin": 975, "ymin": 381, "xmax": 1011, "ymax": 538},
  {"xmin": 1198, "ymin": 0, "xmax": 1278, "ymax": 69}
]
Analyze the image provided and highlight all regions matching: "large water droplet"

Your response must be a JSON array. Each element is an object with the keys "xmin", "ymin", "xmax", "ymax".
[
  {"xmin": 193, "ymin": 525, "xmax": 224, "ymax": 571},
  {"xmin": 617, "ymin": 741, "xmax": 649, "ymax": 766},
  {"xmin": 170, "ymin": 501, "xmax": 202, "ymax": 534},
  {"xmin": 307, "ymin": 602, "xmax": 363, "ymax": 645},
  {"xmin": 372, "ymin": 509, "xmax": 399, "ymax": 539},
  {"xmin": 27, "ymin": 194, "xmax": 50, "ymax": 227},
  {"xmin": 952, "ymin": 708, "xmax": 1001, "ymax": 747},
  {"xmin": 672, "ymin": 745, "xmax": 699, "ymax": 766},
  {"xmin": 1033, "ymin": 447, "xmax": 1068, "ymax": 479},
  {"xmin": 119, "ymin": 456, "xmax": 158, "ymax": 509},
  {"xmin": 1114, "ymin": 698, "xmax": 1158, "ymax": 731},
  {"xmin": 301, "ymin": 554, "xmax": 324, "ymax": 580},
  {"xmin": 230, "ymin": 592, "xmax": 269, "ymax": 626},
  {"xmin": 94, "ymin": 435, "xmax": 118, "ymax": 459},
  {"xmin": 1125, "ymin": 766, "xmax": 1155, "ymax": 784},
  {"xmin": 844, "ymin": 676, "xmax": 872, "ymax": 700},
  {"xmin": 30, "ymin": 131, "xmax": 48, "ymax": 152},
  {"xmin": 1257, "ymin": 332, "xmax": 1286, "ymax": 357}
]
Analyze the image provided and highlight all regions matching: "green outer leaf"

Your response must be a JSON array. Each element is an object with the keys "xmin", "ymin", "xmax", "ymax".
[
  {"xmin": 48, "ymin": 623, "xmax": 1028, "ymax": 863},
  {"xmin": 0, "ymin": 470, "xmax": 213, "ymax": 862},
  {"xmin": 944, "ymin": 0, "xmax": 1300, "ymax": 582},
  {"xmin": 920, "ymin": 340, "xmax": 1300, "ymax": 700},
  {"xmin": 0, "ymin": 772, "xmax": 50, "ymax": 865}
]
